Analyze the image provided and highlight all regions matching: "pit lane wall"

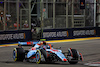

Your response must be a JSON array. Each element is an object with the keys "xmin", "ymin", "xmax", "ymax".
[
  {"xmin": 42, "ymin": 27, "xmax": 100, "ymax": 40},
  {"xmin": 0, "ymin": 30, "xmax": 32, "ymax": 44}
]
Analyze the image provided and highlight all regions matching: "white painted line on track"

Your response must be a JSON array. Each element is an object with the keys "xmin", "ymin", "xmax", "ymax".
[{"xmin": 84, "ymin": 62, "xmax": 100, "ymax": 67}]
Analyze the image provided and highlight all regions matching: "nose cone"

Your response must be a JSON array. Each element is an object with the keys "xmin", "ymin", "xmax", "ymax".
[{"xmin": 63, "ymin": 58, "xmax": 67, "ymax": 62}]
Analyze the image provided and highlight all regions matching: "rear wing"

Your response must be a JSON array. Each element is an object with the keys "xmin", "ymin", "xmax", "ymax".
[{"xmin": 18, "ymin": 41, "xmax": 38, "ymax": 46}]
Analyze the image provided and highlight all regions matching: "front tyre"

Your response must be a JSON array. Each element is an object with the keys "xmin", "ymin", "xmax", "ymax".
[
  {"xmin": 35, "ymin": 50, "xmax": 41, "ymax": 64},
  {"xmin": 13, "ymin": 48, "xmax": 25, "ymax": 62},
  {"xmin": 68, "ymin": 49, "xmax": 78, "ymax": 64},
  {"xmin": 40, "ymin": 49, "xmax": 47, "ymax": 61}
]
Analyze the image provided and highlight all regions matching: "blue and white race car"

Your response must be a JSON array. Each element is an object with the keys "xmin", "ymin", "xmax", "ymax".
[{"xmin": 13, "ymin": 41, "xmax": 83, "ymax": 64}]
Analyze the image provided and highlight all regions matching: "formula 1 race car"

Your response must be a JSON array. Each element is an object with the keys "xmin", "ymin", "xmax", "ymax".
[{"xmin": 13, "ymin": 41, "xmax": 83, "ymax": 64}]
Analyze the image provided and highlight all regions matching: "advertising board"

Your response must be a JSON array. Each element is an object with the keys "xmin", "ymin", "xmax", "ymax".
[
  {"xmin": 42, "ymin": 27, "xmax": 97, "ymax": 40},
  {"xmin": 0, "ymin": 30, "xmax": 32, "ymax": 44}
]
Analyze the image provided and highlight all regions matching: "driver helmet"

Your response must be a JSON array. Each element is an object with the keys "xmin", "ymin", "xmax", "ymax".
[{"xmin": 47, "ymin": 45, "xmax": 50, "ymax": 49}]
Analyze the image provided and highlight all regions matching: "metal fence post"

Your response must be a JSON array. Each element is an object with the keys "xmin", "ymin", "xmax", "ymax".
[
  {"xmin": 17, "ymin": 0, "xmax": 19, "ymax": 30},
  {"xmin": 53, "ymin": 0, "xmax": 55, "ymax": 28},
  {"xmin": 94, "ymin": 0, "xmax": 96, "ymax": 27},
  {"xmin": 72, "ymin": 0, "xmax": 74, "ymax": 28},
  {"xmin": 40, "ymin": 0, "xmax": 43, "ymax": 39},
  {"xmin": 29, "ymin": 0, "xmax": 31, "ymax": 29},
  {"xmin": 4, "ymin": 0, "xmax": 6, "ymax": 30},
  {"xmin": 66, "ymin": 0, "xmax": 68, "ymax": 28}
]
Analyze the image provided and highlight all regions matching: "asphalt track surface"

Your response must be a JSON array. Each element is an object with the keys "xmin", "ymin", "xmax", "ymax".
[{"xmin": 0, "ymin": 37, "xmax": 100, "ymax": 67}]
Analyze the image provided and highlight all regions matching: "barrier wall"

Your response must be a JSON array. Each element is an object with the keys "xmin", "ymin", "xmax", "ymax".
[
  {"xmin": 0, "ymin": 30, "xmax": 32, "ymax": 44},
  {"xmin": 0, "ymin": 27, "xmax": 100, "ymax": 44},
  {"xmin": 42, "ymin": 27, "xmax": 100, "ymax": 40}
]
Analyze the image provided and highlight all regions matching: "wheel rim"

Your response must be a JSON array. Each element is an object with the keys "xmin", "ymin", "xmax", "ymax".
[
  {"xmin": 13, "ymin": 48, "xmax": 17, "ymax": 61},
  {"xmin": 36, "ymin": 52, "xmax": 39, "ymax": 60},
  {"xmin": 36, "ymin": 50, "xmax": 41, "ymax": 64},
  {"xmin": 13, "ymin": 50, "xmax": 16, "ymax": 59}
]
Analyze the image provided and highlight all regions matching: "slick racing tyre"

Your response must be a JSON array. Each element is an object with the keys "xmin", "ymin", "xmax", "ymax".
[
  {"xmin": 40, "ymin": 49, "xmax": 47, "ymax": 61},
  {"xmin": 13, "ymin": 48, "xmax": 25, "ymax": 62},
  {"xmin": 68, "ymin": 49, "xmax": 78, "ymax": 64},
  {"xmin": 35, "ymin": 50, "xmax": 41, "ymax": 64}
]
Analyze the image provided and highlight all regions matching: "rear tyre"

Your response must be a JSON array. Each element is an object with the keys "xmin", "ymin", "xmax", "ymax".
[
  {"xmin": 13, "ymin": 48, "xmax": 25, "ymax": 62},
  {"xmin": 68, "ymin": 49, "xmax": 78, "ymax": 64}
]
